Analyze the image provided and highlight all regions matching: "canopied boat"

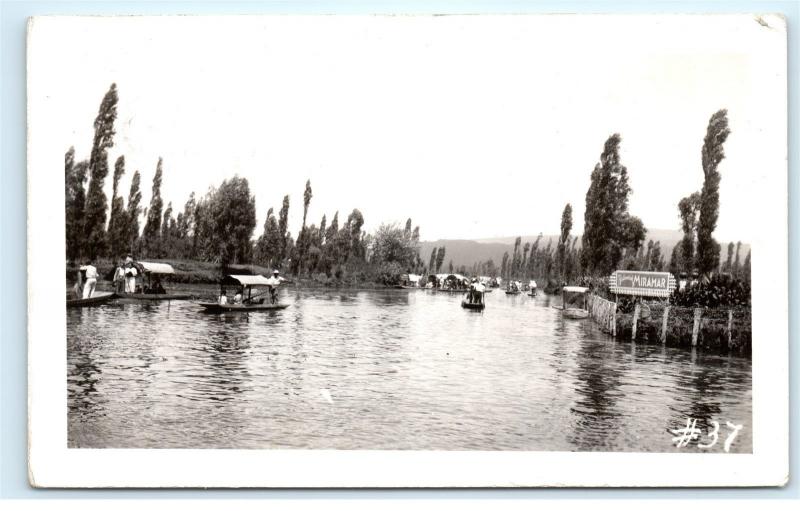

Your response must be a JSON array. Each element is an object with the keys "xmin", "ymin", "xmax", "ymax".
[
  {"xmin": 117, "ymin": 262, "xmax": 191, "ymax": 300},
  {"xmin": 197, "ymin": 274, "xmax": 289, "ymax": 313},
  {"xmin": 552, "ymin": 286, "xmax": 589, "ymax": 319}
]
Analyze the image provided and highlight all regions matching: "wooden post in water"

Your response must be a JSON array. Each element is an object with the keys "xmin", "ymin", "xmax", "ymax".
[
  {"xmin": 631, "ymin": 302, "xmax": 640, "ymax": 341},
  {"xmin": 692, "ymin": 308, "xmax": 703, "ymax": 347},
  {"xmin": 612, "ymin": 302, "xmax": 617, "ymax": 337},
  {"xmin": 727, "ymin": 309, "xmax": 733, "ymax": 349},
  {"xmin": 661, "ymin": 305, "xmax": 670, "ymax": 344}
]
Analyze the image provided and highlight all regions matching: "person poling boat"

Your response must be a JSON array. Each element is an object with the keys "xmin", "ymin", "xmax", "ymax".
[
  {"xmin": 198, "ymin": 273, "xmax": 289, "ymax": 313},
  {"xmin": 79, "ymin": 259, "xmax": 99, "ymax": 299},
  {"xmin": 67, "ymin": 259, "xmax": 116, "ymax": 308},
  {"xmin": 461, "ymin": 278, "xmax": 486, "ymax": 310}
]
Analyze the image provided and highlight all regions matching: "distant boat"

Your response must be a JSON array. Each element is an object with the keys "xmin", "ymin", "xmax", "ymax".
[
  {"xmin": 67, "ymin": 291, "xmax": 116, "ymax": 308},
  {"xmin": 553, "ymin": 286, "xmax": 590, "ymax": 319}
]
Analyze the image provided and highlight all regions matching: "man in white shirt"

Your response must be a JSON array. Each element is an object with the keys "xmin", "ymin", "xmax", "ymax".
[
  {"xmin": 124, "ymin": 262, "xmax": 138, "ymax": 293},
  {"xmin": 266, "ymin": 270, "xmax": 281, "ymax": 304},
  {"xmin": 80, "ymin": 260, "xmax": 99, "ymax": 298}
]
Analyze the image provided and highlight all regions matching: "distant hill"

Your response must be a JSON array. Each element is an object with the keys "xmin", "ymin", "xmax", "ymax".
[{"xmin": 419, "ymin": 229, "xmax": 748, "ymax": 270}]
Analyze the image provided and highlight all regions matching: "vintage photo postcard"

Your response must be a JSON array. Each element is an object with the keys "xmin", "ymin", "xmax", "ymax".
[{"xmin": 27, "ymin": 14, "xmax": 788, "ymax": 487}]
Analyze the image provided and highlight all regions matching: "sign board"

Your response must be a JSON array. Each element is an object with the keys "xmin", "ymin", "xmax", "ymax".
[{"xmin": 608, "ymin": 270, "xmax": 677, "ymax": 298}]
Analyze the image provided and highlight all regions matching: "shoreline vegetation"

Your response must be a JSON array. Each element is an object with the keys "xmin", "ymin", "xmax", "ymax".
[{"xmin": 65, "ymin": 84, "xmax": 752, "ymax": 354}]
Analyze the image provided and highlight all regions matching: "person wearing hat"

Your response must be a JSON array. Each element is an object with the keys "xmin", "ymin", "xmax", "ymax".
[
  {"xmin": 469, "ymin": 277, "xmax": 485, "ymax": 304},
  {"xmin": 266, "ymin": 270, "xmax": 281, "ymax": 304}
]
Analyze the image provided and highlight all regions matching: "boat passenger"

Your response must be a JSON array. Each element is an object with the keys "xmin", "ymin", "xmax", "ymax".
[
  {"xmin": 233, "ymin": 289, "xmax": 243, "ymax": 304},
  {"xmin": 79, "ymin": 260, "xmax": 98, "ymax": 299},
  {"xmin": 113, "ymin": 260, "xmax": 126, "ymax": 294},
  {"xmin": 124, "ymin": 262, "xmax": 138, "ymax": 293},
  {"xmin": 152, "ymin": 275, "xmax": 166, "ymax": 294},
  {"xmin": 218, "ymin": 290, "xmax": 228, "ymax": 305}
]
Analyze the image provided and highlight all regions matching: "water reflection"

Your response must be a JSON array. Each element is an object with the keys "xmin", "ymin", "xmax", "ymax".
[{"xmin": 67, "ymin": 285, "xmax": 752, "ymax": 451}]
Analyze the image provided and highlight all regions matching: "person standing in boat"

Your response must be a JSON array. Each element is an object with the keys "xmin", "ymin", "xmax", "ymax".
[
  {"xmin": 79, "ymin": 259, "xmax": 98, "ymax": 299},
  {"xmin": 266, "ymin": 269, "xmax": 281, "ymax": 304},
  {"xmin": 218, "ymin": 289, "xmax": 228, "ymax": 305},
  {"xmin": 124, "ymin": 261, "xmax": 138, "ymax": 293},
  {"xmin": 113, "ymin": 260, "xmax": 126, "ymax": 294},
  {"xmin": 471, "ymin": 278, "xmax": 486, "ymax": 304}
]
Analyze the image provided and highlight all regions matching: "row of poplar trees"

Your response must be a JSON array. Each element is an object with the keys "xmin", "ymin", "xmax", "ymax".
[
  {"xmin": 64, "ymin": 83, "xmax": 417, "ymax": 279},
  {"xmin": 471, "ymin": 109, "xmax": 746, "ymax": 286}
]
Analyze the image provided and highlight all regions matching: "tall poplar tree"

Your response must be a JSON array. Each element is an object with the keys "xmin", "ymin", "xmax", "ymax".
[
  {"xmin": 106, "ymin": 155, "xmax": 128, "ymax": 258},
  {"xmin": 125, "ymin": 170, "xmax": 142, "ymax": 253},
  {"xmin": 141, "ymin": 158, "xmax": 164, "ymax": 256},
  {"xmin": 582, "ymin": 133, "xmax": 635, "ymax": 275},
  {"xmin": 65, "ymin": 147, "xmax": 89, "ymax": 263},
  {"xmin": 696, "ymin": 109, "xmax": 731, "ymax": 277},
  {"xmin": 678, "ymin": 192, "xmax": 701, "ymax": 274},
  {"xmin": 82, "ymin": 83, "xmax": 118, "ymax": 259}
]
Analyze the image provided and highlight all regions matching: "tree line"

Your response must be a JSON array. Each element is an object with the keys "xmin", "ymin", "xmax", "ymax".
[
  {"xmin": 462, "ymin": 109, "xmax": 750, "ymax": 290},
  {"xmin": 64, "ymin": 84, "xmax": 425, "ymax": 284}
]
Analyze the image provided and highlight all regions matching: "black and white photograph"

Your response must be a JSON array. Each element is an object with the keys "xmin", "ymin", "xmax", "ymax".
[{"xmin": 26, "ymin": 14, "xmax": 788, "ymax": 487}]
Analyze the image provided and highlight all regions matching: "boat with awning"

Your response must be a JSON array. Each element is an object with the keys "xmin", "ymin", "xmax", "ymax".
[
  {"xmin": 197, "ymin": 274, "xmax": 290, "ymax": 313},
  {"xmin": 118, "ymin": 261, "xmax": 191, "ymax": 300},
  {"xmin": 552, "ymin": 286, "xmax": 589, "ymax": 319}
]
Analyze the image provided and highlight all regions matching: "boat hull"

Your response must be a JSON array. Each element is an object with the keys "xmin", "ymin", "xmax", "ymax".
[
  {"xmin": 197, "ymin": 302, "xmax": 290, "ymax": 313},
  {"xmin": 563, "ymin": 308, "xmax": 589, "ymax": 319},
  {"xmin": 461, "ymin": 301, "xmax": 485, "ymax": 310},
  {"xmin": 67, "ymin": 292, "xmax": 116, "ymax": 308},
  {"xmin": 118, "ymin": 293, "xmax": 191, "ymax": 301},
  {"xmin": 505, "ymin": 291, "xmax": 520, "ymax": 295}
]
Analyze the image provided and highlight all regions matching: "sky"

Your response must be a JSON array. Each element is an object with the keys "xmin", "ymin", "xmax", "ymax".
[{"xmin": 28, "ymin": 15, "xmax": 786, "ymax": 243}]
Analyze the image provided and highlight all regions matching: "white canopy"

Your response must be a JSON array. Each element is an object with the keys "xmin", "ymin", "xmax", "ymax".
[
  {"xmin": 224, "ymin": 274, "xmax": 274, "ymax": 286},
  {"xmin": 139, "ymin": 261, "xmax": 175, "ymax": 274},
  {"xmin": 563, "ymin": 286, "xmax": 588, "ymax": 293}
]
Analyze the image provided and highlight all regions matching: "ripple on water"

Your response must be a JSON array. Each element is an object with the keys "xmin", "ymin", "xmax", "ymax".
[{"xmin": 67, "ymin": 285, "xmax": 752, "ymax": 451}]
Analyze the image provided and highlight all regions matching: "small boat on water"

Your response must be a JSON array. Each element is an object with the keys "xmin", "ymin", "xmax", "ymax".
[
  {"xmin": 198, "ymin": 302, "xmax": 290, "ymax": 313},
  {"xmin": 505, "ymin": 290, "xmax": 521, "ymax": 295},
  {"xmin": 553, "ymin": 285, "xmax": 589, "ymax": 319},
  {"xmin": 197, "ymin": 274, "xmax": 289, "ymax": 313},
  {"xmin": 67, "ymin": 291, "xmax": 116, "ymax": 308},
  {"xmin": 461, "ymin": 300, "xmax": 485, "ymax": 310},
  {"xmin": 117, "ymin": 262, "xmax": 191, "ymax": 301}
]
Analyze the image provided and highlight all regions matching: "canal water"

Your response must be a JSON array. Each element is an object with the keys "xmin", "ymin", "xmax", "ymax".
[{"xmin": 67, "ymin": 286, "xmax": 752, "ymax": 452}]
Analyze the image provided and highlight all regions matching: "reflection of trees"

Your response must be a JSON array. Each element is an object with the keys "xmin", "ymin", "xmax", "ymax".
[
  {"xmin": 205, "ymin": 325, "xmax": 251, "ymax": 400},
  {"xmin": 67, "ymin": 355, "xmax": 102, "ymax": 417},
  {"xmin": 567, "ymin": 340, "xmax": 625, "ymax": 451},
  {"xmin": 667, "ymin": 349, "xmax": 723, "ymax": 435},
  {"xmin": 364, "ymin": 290, "xmax": 410, "ymax": 308}
]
